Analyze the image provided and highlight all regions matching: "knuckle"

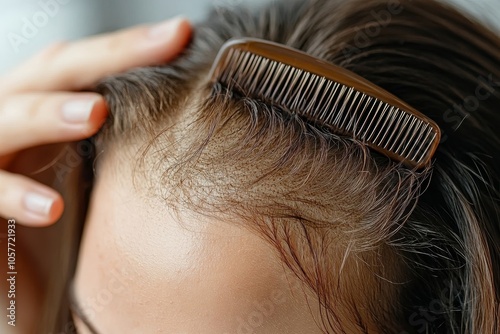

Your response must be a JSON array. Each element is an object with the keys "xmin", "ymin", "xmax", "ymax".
[
  {"xmin": 34, "ymin": 41, "xmax": 69, "ymax": 64},
  {"xmin": 0, "ymin": 172, "xmax": 16, "ymax": 201},
  {"xmin": 10, "ymin": 95, "xmax": 44, "ymax": 121},
  {"xmin": 106, "ymin": 34, "xmax": 126, "ymax": 53},
  {"xmin": 25, "ymin": 95, "xmax": 45, "ymax": 120},
  {"xmin": 0, "ymin": 96, "xmax": 17, "ymax": 129},
  {"xmin": 105, "ymin": 28, "xmax": 138, "ymax": 53},
  {"xmin": 0, "ymin": 94, "xmax": 47, "ymax": 135}
]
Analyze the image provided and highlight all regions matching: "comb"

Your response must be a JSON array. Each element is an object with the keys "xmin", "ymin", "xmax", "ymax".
[{"xmin": 209, "ymin": 38, "xmax": 441, "ymax": 169}]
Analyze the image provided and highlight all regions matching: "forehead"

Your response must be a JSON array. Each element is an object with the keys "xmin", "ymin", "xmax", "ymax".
[{"xmin": 73, "ymin": 151, "xmax": 321, "ymax": 333}]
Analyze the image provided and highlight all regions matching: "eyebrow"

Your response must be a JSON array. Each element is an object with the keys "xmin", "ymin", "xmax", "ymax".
[{"xmin": 68, "ymin": 281, "xmax": 102, "ymax": 334}]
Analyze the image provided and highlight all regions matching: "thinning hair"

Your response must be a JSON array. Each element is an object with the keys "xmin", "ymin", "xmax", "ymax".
[{"xmin": 92, "ymin": 0, "xmax": 500, "ymax": 332}]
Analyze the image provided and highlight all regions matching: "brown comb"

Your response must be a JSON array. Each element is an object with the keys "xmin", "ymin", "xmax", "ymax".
[{"xmin": 209, "ymin": 38, "xmax": 441, "ymax": 169}]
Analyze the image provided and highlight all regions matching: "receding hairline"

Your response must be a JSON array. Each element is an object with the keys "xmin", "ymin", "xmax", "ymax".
[{"xmin": 93, "ymin": 0, "xmax": 500, "ymax": 332}]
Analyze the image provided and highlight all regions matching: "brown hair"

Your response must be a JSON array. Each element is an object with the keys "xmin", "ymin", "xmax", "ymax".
[{"xmin": 67, "ymin": 0, "xmax": 500, "ymax": 333}]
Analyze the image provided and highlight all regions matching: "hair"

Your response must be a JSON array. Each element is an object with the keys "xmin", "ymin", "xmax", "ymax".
[{"xmin": 48, "ymin": 0, "xmax": 500, "ymax": 333}]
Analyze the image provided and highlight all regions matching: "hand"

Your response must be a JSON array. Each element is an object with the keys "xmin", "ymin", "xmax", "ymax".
[{"xmin": 0, "ymin": 17, "xmax": 192, "ymax": 227}]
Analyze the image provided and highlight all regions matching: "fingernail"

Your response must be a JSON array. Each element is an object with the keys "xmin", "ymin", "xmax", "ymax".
[
  {"xmin": 62, "ymin": 99, "xmax": 96, "ymax": 124},
  {"xmin": 148, "ymin": 17, "xmax": 185, "ymax": 39},
  {"xmin": 24, "ymin": 193, "xmax": 53, "ymax": 217}
]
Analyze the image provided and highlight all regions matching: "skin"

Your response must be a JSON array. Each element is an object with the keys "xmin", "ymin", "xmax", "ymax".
[
  {"xmin": 73, "ymin": 145, "xmax": 324, "ymax": 333},
  {"xmin": 0, "ymin": 14, "xmax": 324, "ymax": 333},
  {"xmin": 0, "ymin": 16, "xmax": 191, "ymax": 226},
  {"xmin": 0, "ymin": 17, "xmax": 191, "ymax": 333}
]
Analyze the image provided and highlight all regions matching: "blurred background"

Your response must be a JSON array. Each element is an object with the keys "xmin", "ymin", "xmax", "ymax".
[{"xmin": 0, "ymin": 0, "xmax": 499, "ymax": 75}]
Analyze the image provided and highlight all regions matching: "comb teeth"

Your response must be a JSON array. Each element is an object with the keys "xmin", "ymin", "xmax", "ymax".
[{"xmin": 211, "ymin": 39, "xmax": 441, "ymax": 168}]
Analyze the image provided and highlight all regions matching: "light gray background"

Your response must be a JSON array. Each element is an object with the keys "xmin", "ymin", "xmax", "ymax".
[{"xmin": 0, "ymin": 0, "xmax": 498, "ymax": 74}]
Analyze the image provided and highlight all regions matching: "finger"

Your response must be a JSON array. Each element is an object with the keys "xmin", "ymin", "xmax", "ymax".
[
  {"xmin": 0, "ymin": 93, "xmax": 107, "ymax": 155},
  {"xmin": 0, "ymin": 170, "xmax": 63, "ymax": 227},
  {"xmin": 2, "ymin": 17, "xmax": 192, "ymax": 95}
]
